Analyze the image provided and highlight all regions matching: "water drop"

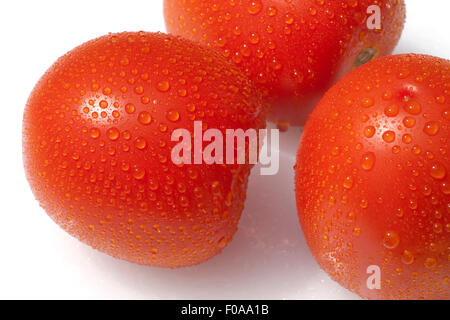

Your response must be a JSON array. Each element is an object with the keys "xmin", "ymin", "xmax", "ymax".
[
  {"xmin": 362, "ymin": 97, "xmax": 374, "ymax": 108},
  {"xmin": 404, "ymin": 101, "xmax": 421, "ymax": 115},
  {"xmin": 120, "ymin": 56, "xmax": 130, "ymax": 66},
  {"xmin": 157, "ymin": 80, "xmax": 170, "ymax": 92},
  {"xmin": 384, "ymin": 104, "xmax": 399, "ymax": 117},
  {"xmin": 99, "ymin": 100, "xmax": 109, "ymax": 109},
  {"xmin": 361, "ymin": 152, "xmax": 376, "ymax": 170},
  {"xmin": 402, "ymin": 134, "xmax": 412, "ymax": 144},
  {"xmin": 441, "ymin": 182, "xmax": 450, "ymax": 195},
  {"xmin": 248, "ymin": 1, "xmax": 262, "ymax": 15},
  {"xmin": 134, "ymin": 137, "xmax": 147, "ymax": 150},
  {"xmin": 121, "ymin": 161, "xmax": 130, "ymax": 172},
  {"xmin": 360, "ymin": 199, "xmax": 368, "ymax": 209},
  {"xmin": 442, "ymin": 109, "xmax": 450, "ymax": 121},
  {"xmin": 383, "ymin": 231, "xmax": 400, "ymax": 249},
  {"xmin": 433, "ymin": 222, "xmax": 443, "ymax": 234},
  {"xmin": 125, "ymin": 103, "xmax": 135, "ymax": 114},
  {"xmin": 364, "ymin": 126, "xmax": 376, "ymax": 138},
  {"xmin": 401, "ymin": 250, "xmax": 414, "ymax": 265},
  {"xmin": 166, "ymin": 110, "xmax": 180, "ymax": 122},
  {"xmin": 218, "ymin": 236, "xmax": 228, "ymax": 248},
  {"xmin": 267, "ymin": 6, "xmax": 277, "ymax": 16},
  {"xmin": 430, "ymin": 162, "xmax": 446, "ymax": 180},
  {"xmin": 343, "ymin": 176, "xmax": 354, "ymax": 189},
  {"xmin": 382, "ymin": 91, "xmax": 393, "ymax": 100},
  {"xmin": 90, "ymin": 128, "xmax": 100, "ymax": 139},
  {"xmin": 133, "ymin": 168, "xmax": 146, "ymax": 180},
  {"xmin": 103, "ymin": 87, "xmax": 112, "ymax": 95},
  {"xmin": 138, "ymin": 111, "xmax": 152, "ymax": 125},
  {"xmin": 423, "ymin": 121, "xmax": 440, "ymax": 136},
  {"xmin": 134, "ymin": 86, "xmax": 144, "ymax": 95},
  {"xmin": 424, "ymin": 257, "xmax": 437, "ymax": 269},
  {"xmin": 436, "ymin": 95, "xmax": 445, "ymax": 104},
  {"xmin": 285, "ymin": 13, "xmax": 294, "ymax": 24},
  {"xmin": 412, "ymin": 145, "xmax": 421, "ymax": 155},
  {"xmin": 382, "ymin": 130, "xmax": 396, "ymax": 143},
  {"xmin": 107, "ymin": 127, "xmax": 120, "ymax": 141},
  {"xmin": 250, "ymin": 33, "xmax": 260, "ymax": 44},
  {"xmin": 403, "ymin": 117, "xmax": 416, "ymax": 128}
]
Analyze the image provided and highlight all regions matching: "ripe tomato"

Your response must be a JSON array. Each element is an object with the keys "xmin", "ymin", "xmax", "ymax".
[
  {"xmin": 164, "ymin": 0, "xmax": 406, "ymax": 127},
  {"xmin": 23, "ymin": 32, "xmax": 265, "ymax": 268},
  {"xmin": 295, "ymin": 54, "xmax": 449, "ymax": 299}
]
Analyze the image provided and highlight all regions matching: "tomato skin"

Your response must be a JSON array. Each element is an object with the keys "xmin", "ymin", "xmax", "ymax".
[
  {"xmin": 164, "ymin": 0, "xmax": 406, "ymax": 126},
  {"xmin": 23, "ymin": 32, "xmax": 265, "ymax": 268},
  {"xmin": 295, "ymin": 54, "xmax": 449, "ymax": 299}
]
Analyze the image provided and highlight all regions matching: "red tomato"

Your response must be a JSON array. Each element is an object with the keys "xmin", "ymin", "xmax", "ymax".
[
  {"xmin": 23, "ymin": 32, "xmax": 265, "ymax": 268},
  {"xmin": 295, "ymin": 54, "xmax": 449, "ymax": 299},
  {"xmin": 164, "ymin": 0, "xmax": 406, "ymax": 127}
]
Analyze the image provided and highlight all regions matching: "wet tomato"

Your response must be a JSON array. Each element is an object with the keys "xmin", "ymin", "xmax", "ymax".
[
  {"xmin": 295, "ymin": 54, "xmax": 449, "ymax": 299},
  {"xmin": 23, "ymin": 32, "xmax": 265, "ymax": 268},
  {"xmin": 164, "ymin": 0, "xmax": 406, "ymax": 126}
]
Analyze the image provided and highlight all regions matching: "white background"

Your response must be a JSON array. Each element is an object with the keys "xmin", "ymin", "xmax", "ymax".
[{"xmin": 0, "ymin": 0, "xmax": 449, "ymax": 299}]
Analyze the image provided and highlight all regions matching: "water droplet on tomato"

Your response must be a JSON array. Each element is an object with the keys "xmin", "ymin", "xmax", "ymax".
[
  {"xmin": 403, "ymin": 116, "xmax": 416, "ymax": 128},
  {"xmin": 107, "ymin": 127, "xmax": 120, "ymax": 141},
  {"xmin": 382, "ymin": 130, "xmax": 396, "ymax": 143},
  {"xmin": 384, "ymin": 104, "xmax": 399, "ymax": 117},
  {"xmin": 166, "ymin": 110, "xmax": 180, "ymax": 122},
  {"xmin": 138, "ymin": 111, "xmax": 152, "ymax": 125},
  {"xmin": 343, "ymin": 176, "xmax": 354, "ymax": 189},
  {"xmin": 99, "ymin": 100, "xmax": 109, "ymax": 109},
  {"xmin": 404, "ymin": 101, "xmax": 421, "ymax": 115},
  {"xmin": 247, "ymin": 1, "xmax": 262, "ymax": 15},
  {"xmin": 134, "ymin": 137, "xmax": 147, "ymax": 150},
  {"xmin": 402, "ymin": 133, "xmax": 412, "ymax": 144},
  {"xmin": 218, "ymin": 236, "xmax": 228, "ymax": 248},
  {"xmin": 423, "ymin": 121, "xmax": 440, "ymax": 136},
  {"xmin": 125, "ymin": 103, "xmax": 135, "ymax": 114},
  {"xmin": 362, "ymin": 97, "xmax": 374, "ymax": 108},
  {"xmin": 361, "ymin": 152, "xmax": 376, "ymax": 170},
  {"xmin": 89, "ymin": 128, "xmax": 100, "ymax": 139},
  {"xmin": 133, "ymin": 167, "xmax": 146, "ymax": 180},
  {"xmin": 383, "ymin": 231, "xmax": 400, "ymax": 249},
  {"xmin": 157, "ymin": 80, "xmax": 170, "ymax": 92},
  {"xmin": 442, "ymin": 109, "xmax": 450, "ymax": 121},
  {"xmin": 249, "ymin": 33, "xmax": 260, "ymax": 44},
  {"xmin": 401, "ymin": 250, "xmax": 414, "ymax": 265},
  {"xmin": 424, "ymin": 257, "xmax": 437, "ymax": 269},
  {"xmin": 267, "ymin": 6, "xmax": 277, "ymax": 16},
  {"xmin": 441, "ymin": 182, "xmax": 450, "ymax": 195},
  {"xmin": 430, "ymin": 162, "xmax": 446, "ymax": 180},
  {"xmin": 364, "ymin": 126, "xmax": 376, "ymax": 138}
]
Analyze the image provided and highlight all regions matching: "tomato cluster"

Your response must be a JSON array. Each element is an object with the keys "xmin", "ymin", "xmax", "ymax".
[{"xmin": 23, "ymin": 1, "xmax": 448, "ymax": 300}]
